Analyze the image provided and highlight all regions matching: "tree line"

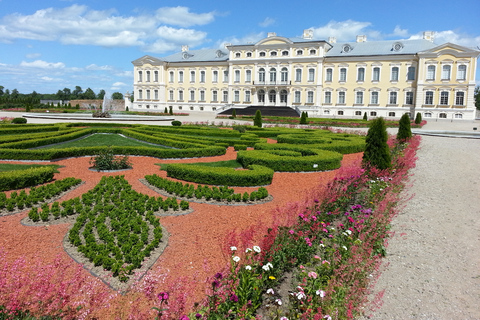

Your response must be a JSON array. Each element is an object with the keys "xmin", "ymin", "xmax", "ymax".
[{"xmin": 0, "ymin": 85, "xmax": 124, "ymax": 101}]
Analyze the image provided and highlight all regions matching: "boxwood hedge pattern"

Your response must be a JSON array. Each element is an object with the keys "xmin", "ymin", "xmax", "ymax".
[
  {"xmin": 164, "ymin": 163, "xmax": 274, "ymax": 187},
  {"xmin": 0, "ymin": 166, "xmax": 58, "ymax": 192},
  {"xmin": 0, "ymin": 177, "xmax": 82, "ymax": 214},
  {"xmin": 27, "ymin": 175, "xmax": 188, "ymax": 281},
  {"xmin": 144, "ymin": 174, "xmax": 270, "ymax": 203}
]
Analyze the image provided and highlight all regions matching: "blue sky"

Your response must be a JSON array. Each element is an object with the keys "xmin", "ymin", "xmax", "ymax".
[{"xmin": 1, "ymin": 0, "xmax": 479, "ymax": 96}]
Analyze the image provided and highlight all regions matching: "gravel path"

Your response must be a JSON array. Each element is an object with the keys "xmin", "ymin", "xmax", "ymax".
[{"xmin": 361, "ymin": 122, "xmax": 480, "ymax": 319}]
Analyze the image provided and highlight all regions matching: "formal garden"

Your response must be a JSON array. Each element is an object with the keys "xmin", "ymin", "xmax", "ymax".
[{"xmin": 0, "ymin": 116, "xmax": 419, "ymax": 319}]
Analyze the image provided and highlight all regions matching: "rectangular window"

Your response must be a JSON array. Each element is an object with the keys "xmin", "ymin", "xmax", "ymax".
[
  {"xmin": 308, "ymin": 68, "xmax": 315, "ymax": 82},
  {"xmin": 356, "ymin": 92, "xmax": 363, "ymax": 104},
  {"xmin": 295, "ymin": 69, "xmax": 302, "ymax": 82},
  {"xmin": 407, "ymin": 67, "xmax": 415, "ymax": 80},
  {"xmin": 427, "ymin": 66, "xmax": 435, "ymax": 80},
  {"xmin": 325, "ymin": 68, "xmax": 332, "ymax": 82},
  {"xmin": 200, "ymin": 90, "xmax": 205, "ymax": 101},
  {"xmin": 235, "ymin": 70, "xmax": 240, "ymax": 82},
  {"xmin": 223, "ymin": 70, "xmax": 228, "ymax": 82},
  {"xmin": 338, "ymin": 92, "xmax": 345, "ymax": 104},
  {"xmin": 190, "ymin": 71, "xmax": 195, "ymax": 83},
  {"xmin": 213, "ymin": 71, "xmax": 218, "ymax": 83},
  {"xmin": 138, "ymin": 89, "xmax": 143, "ymax": 99},
  {"xmin": 178, "ymin": 71, "xmax": 184, "ymax": 83},
  {"xmin": 391, "ymin": 67, "xmax": 399, "ymax": 81},
  {"xmin": 169, "ymin": 90, "xmax": 174, "ymax": 100},
  {"xmin": 190, "ymin": 90, "xmax": 195, "ymax": 101},
  {"xmin": 324, "ymin": 92, "xmax": 331, "ymax": 104},
  {"xmin": 154, "ymin": 71, "xmax": 159, "ymax": 82},
  {"xmin": 440, "ymin": 91, "xmax": 449, "ymax": 105},
  {"xmin": 178, "ymin": 90, "xmax": 183, "ymax": 101},
  {"xmin": 389, "ymin": 92, "xmax": 397, "ymax": 104},
  {"xmin": 339, "ymin": 68, "xmax": 347, "ymax": 82},
  {"xmin": 357, "ymin": 68, "xmax": 365, "ymax": 82},
  {"xmin": 372, "ymin": 67, "xmax": 380, "ymax": 81},
  {"xmin": 457, "ymin": 65, "xmax": 466, "ymax": 80},
  {"xmin": 455, "ymin": 92, "xmax": 464, "ymax": 105},
  {"xmin": 200, "ymin": 71, "xmax": 205, "ymax": 83},
  {"xmin": 212, "ymin": 91, "xmax": 218, "ymax": 102},
  {"xmin": 146, "ymin": 71, "xmax": 150, "ymax": 82},
  {"xmin": 405, "ymin": 92, "xmax": 414, "ymax": 105},
  {"xmin": 294, "ymin": 91, "xmax": 301, "ymax": 103},
  {"xmin": 146, "ymin": 90, "xmax": 150, "ymax": 100},
  {"xmin": 169, "ymin": 72, "xmax": 174, "ymax": 83},
  {"xmin": 245, "ymin": 91, "xmax": 251, "ymax": 102},
  {"xmin": 223, "ymin": 90, "xmax": 228, "ymax": 102},
  {"xmin": 154, "ymin": 90, "xmax": 158, "ymax": 100},
  {"xmin": 442, "ymin": 65, "xmax": 451, "ymax": 80},
  {"xmin": 425, "ymin": 91, "xmax": 434, "ymax": 105},
  {"xmin": 246, "ymin": 70, "xmax": 252, "ymax": 82},
  {"xmin": 307, "ymin": 91, "xmax": 314, "ymax": 103},
  {"xmin": 234, "ymin": 90, "xmax": 240, "ymax": 102},
  {"xmin": 370, "ymin": 92, "xmax": 379, "ymax": 104},
  {"xmin": 138, "ymin": 71, "xmax": 143, "ymax": 82}
]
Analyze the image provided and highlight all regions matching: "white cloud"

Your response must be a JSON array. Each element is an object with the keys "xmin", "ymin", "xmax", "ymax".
[
  {"xmin": 26, "ymin": 53, "xmax": 41, "ymax": 59},
  {"xmin": 20, "ymin": 60, "xmax": 65, "ymax": 69},
  {"xmin": 259, "ymin": 17, "xmax": 275, "ymax": 28},
  {"xmin": 216, "ymin": 32, "xmax": 265, "ymax": 48},
  {"xmin": 0, "ymin": 4, "xmax": 216, "ymax": 50},
  {"xmin": 409, "ymin": 30, "xmax": 480, "ymax": 48},
  {"xmin": 41, "ymin": 76, "xmax": 54, "ymax": 81},
  {"xmin": 155, "ymin": 7, "xmax": 215, "ymax": 27},
  {"xmin": 86, "ymin": 64, "xmax": 115, "ymax": 71},
  {"xmin": 310, "ymin": 20, "xmax": 372, "ymax": 42}
]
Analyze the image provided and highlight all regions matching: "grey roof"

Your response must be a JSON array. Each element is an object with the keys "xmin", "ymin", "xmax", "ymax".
[
  {"xmin": 326, "ymin": 39, "xmax": 438, "ymax": 57},
  {"xmin": 161, "ymin": 48, "xmax": 229, "ymax": 63}
]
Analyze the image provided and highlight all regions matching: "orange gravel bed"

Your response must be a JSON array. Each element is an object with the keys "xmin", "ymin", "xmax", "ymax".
[{"xmin": 0, "ymin": 148, "xmax": 362, "ymax": 316}]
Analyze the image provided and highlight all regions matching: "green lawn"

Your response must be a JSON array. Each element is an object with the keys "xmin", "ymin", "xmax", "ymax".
[
  {"xmin": 0, "ymin": 163, "xmax": 61, "ymax": 172},
  {"xmin": 41, "ymin": 133, "xmax": 169, "ymax": 149}
]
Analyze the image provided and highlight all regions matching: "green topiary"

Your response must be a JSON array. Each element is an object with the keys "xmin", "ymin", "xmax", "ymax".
[
  {"xmin": 169, "ymin": 106, "xmax": 173, "ymax": 115},
  {"xmin": 171, "ymin": 120, "xmax": 182, "ymax": 126},
  {"xmin": 299, "ymin": 111, "xmax": 308, "ymax": 124},
  {"xmin": 231, "ymin": 108, "xmax": 237, "ymax": 118},
  {"xmin": 253, "ymin": 110, "xmax": 262, "ymax": 128},
  {"xmin": 164, "ymin": 107, "xmax": 168, "ymax": 114},
  {"xmin": 12, "ymin": 117, "xmax": 27, "ymax": 124},
  {"xmin": 362, "ymin": 117, "xmax": 391, "ymax": 170},
  {"xmin": 397, "ymin": 113, "xmax": 412, "ymax": 141},
  {"xmin": 415, "ymin": 112, "xmax": 422, "ymax": 124},
  {"xmin": 363, "ymin": 112, "xmax": 368, "ymax": 121}
]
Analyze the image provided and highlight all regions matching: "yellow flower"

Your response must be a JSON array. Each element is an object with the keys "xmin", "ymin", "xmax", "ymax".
[{"xmin": 269, "ymin": 276, "xmax": 276, "ymax": 280}]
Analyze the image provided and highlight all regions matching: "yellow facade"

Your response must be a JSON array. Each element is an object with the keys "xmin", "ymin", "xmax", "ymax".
[{"xmin": 131, "ymin": 31, "xmax": 479, "ymax": 120}]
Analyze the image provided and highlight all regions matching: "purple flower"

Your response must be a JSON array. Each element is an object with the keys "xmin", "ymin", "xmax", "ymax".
[
  {"xmin": 179, "ymin": 316, "xmax": 190, "ymax": 320},
  {"xmin": 212, "ymin": 280, "xmax": 220, "ymax": 288},
  {"xmin": 195, "ymin": 313, "xmax": 202, "ymax": 319},
  {"xmin": 229, "ymin": 294, "xmax": 239, "ymax": 302},
  {"xmin": 157, "ymin": 292, "xmax": 169, "ymax": 301},
  {"xmin": 214, "ymin": 272, "xmax": 223, "ymax": 279}
]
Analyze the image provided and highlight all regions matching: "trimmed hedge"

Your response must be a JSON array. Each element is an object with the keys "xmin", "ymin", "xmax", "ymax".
[
  {"xmin": 165, "ymin": 163, "xmax": 274, "ymax": 186},
  {"xmin": 274, "ymin": 133, "xmax": 365, "ymax": 154},
  {"xmin": 237, "ymin": 147, "xmax": 343, "ymax": 172},
  {"xmin": 0, "ymin": 166, "xmax": 57, "ymax": 192},
  {"xmin": 0, "ymin": 125, "xmax": 61, "ymax": 135}
]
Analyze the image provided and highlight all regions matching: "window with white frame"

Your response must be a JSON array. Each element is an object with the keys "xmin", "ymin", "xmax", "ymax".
[
  {"xmin": 213, "ymin": 70, "xmax": 218, "ymax": 83},
  {"xmin": 324, "ymin": 110, "xmax": 330, "ymax": 115},
  {"xmin": 223, "ymin": 70, "xmax": 228, "ymax": 82},
  {"xmin": 258, "ymin": 90, "xmax": 265, "ymax": 102},
  {"xmin": 223, "ymin": 90, "xmax": 228, "ymax": 102},
  {"xmin": 235, "ymin": 52, "xmax": 241, "ymax": 58},
  {"xmin": 356, "ymin": 91, "xmax": 364, "ymax": 104},
  {"xmin": 355, "ymin": 111, "xmax": 362, "ymax": 116},
  {"xmin": 154, "ymin": 90, "xmax": 158, "ymax": 100},
  {"xmin": 308, "ymin": 68, "xmax": 315, "ymax": 81},
  {"xmin": 146, "ymin": 71, "xmax": 151, "ymax": 82},
  {"xmin": 234, "ymin": 90, "xmax": 240, "ymax": 102},
  {"xmin": 169, "ymin": 71, "xmax": 174, "ymax": 83},
  {"xmin": 325, "ymin": 68, "xmax": 333, "ymax": 82},
  {"xmin": 259, "ymin": 52, "xmax": 266, "ymax": 57},
  {"xmin": 370, "ymin": 111, "xmax": 377, "ymax": 116},
  {"xmin": 178, "ymin": 90, "xmax": 183, "ymax": 101},
  {"xmin": 297, "ymin": 50, "xmax": 303, "ymax": 56},
  {"xmin": 245, "ymin": 90, "xmax": 251, "ymax": 102},
  {"xmin": 425, "ymin": 91, "xmax": 434, "ymax": 104},
  {"xmin": 154, "ymin": 71, "xmax": 159, "ymax": 82},
  {"xmin": 294, "ymin": 91, "xmax": 301, "ymax": 103},
  {"xmin": 370, "ymin": 91, "xmax": 379, "ymax": 104},
  {"xmin": 338, "ymin": 110, "xmax": 344, "ymax": 115},
  {"xmin": 357, "ymin": 67, "xmax": 365, "ymax": 82},
  {"xmin": 457, "ymin": 65, "xmax": 467, "ymax": 80},
  {"xmin": 310, "ymin": 49, "xmax": 316, "ymax": 55},
  {"xmin": 391, "ymin": 67, "xmax": 399, "ymax": 81},
  {"xmin": 138, "ymin": 71, "xmax": 143, "ymax": 82},
  {"xmin": 307, "ymin": 91, "xmax": 314, "ymax": 103},
  {"xmin": 280, "ymin": 90, "xmax": 287, "ymax": 103},
  {"xmin": 442, "ymin": 65, "xmax": 451, "ymax": 80},
  {"xmin": 259, "ymin": 68, "xmax": 266, "ymax": 82},
  {"xmin": 178, "ymin": 71, "xmax": 184, "ymax": 83},
  {"xmin": 372, "ymin": 67, "xmax": 380, "ymax": 81},
  {"xmin": 440, "ymin": 91, "xmax": 449, "ymax": 105},
  {"xmin": 439, "ymin": 113, "xmax": 447, "ymax": 118},
  {"xmin": 405, "ymin": 91, "xmax": 414, "ymax": 105},
  {"xmin": 138, "ymin": 89, "xmax": 143, "ymax": 99},
  {"xmin": 295, "ymin": 69, "xmax": 302, "ymax": 82},
  {"xmin": 407, "ymin": 66, "xmax": 415, "ymax": 80},
  {"xmin": 269, "ymin": 90, "xmax": 276, "ymax": 103},
  {"xmin": 270, "ymin": 51, "xmax": 277, "ymax": 57},
  {"xmin": 389, "ymin": 91, "xmax": 397, "ymax": 104},
  {"xmin": 455, "ymin": 91, "xmax": 464, "ymax": 105},
  {"xmin": 169, "ymin": 90, "xmax": 174, "ymax": 100},
  {"xmin": 339, "ymin": 68, "xmax": 347, "ymax": 82},
  {"xmin": 212, "ymin": 90, "xmax": 218, "ymax": 102},
  {"xmin": 388, "ymin": 112, "xmax": 396, "ymax": 117},
  {"xmin": 282, "ymin": 51, "xmax": 289, "ymax": 56},
  {"xmin": 424, "ymin": 112, "xmax": 432, "ymax": 118},
  {"xmin": 270, "ymin": 68, "xmax": 277, "ymax": 83},
  {"xmin": 281, "ymin": 67, "xmax": 288, "ymax": 82},
  {"xmin": 427, "ymin": 65, "xmax": 435, "ymax": 80},
  {"xmin": 146, "ymin": 90, "xmax": 151, "ymax": 100},
  {"xmin": 324, "ymin": 91, "xmax": 332, "ymax": 104},
  {"xmin": 190, "ymin": 90, "xmax": 195, "ymax": 101},
  {"xmin": 455, "ymin": 113, "xmax": 463, "ymax": 119},
  {"xmin": 246, "ymin": 52, "xmax": 252, "ymax": 57},
  {"xmin": 200, "ymin": 90, "xmax": 205, "ymax": 101},
  {"xmin": 234, "ymin": 70, "xmax": 240, "ymax": 82},
  {"xmin": 338, "ymin": 91, "xmax": 346, "ymax": 104},
  {"xmin": 190, "ymin": 71, "xmax": 195, "ymax": 83},
  {"xmin": 200, "ymin": 71, "xmax": 206, "ymax": 83},
  {"xmin": 246, "ymin": 70, "xmax": 252, "ymax": 82}
]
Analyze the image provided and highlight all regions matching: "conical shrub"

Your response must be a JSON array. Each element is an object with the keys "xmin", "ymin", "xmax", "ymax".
[{"xmin": 362, "ymin": 117, "xmax": 391, "ymax": 170}]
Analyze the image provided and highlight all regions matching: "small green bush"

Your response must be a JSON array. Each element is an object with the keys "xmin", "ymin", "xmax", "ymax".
[
  {"xmin": 362, "ymin": 117, "xmax": 391, "ymax": 170},
  {"xmin": 171, "ymin": 120, "xmax": 182, "ymax": 126},
  {"xmin": 397, "ymin": 113, "xmax": 412, "ymax": 141},
  {"xmin": 300, "ymin": 111, "xmax": 307, "ymax": 125},
  {"xmin": 415, "ymin": 112, "xmax": 422, "ymax": 124},
  {"xmin": 12, "ymin": 117, "xmax": 27, "ymax": 124},
  {"xmin": 89, "ymin": 147, "xmax": 132, "ymax": 171},
  {"xmin": 254, "ymin": 110, "xmax": 262, "ymax": 128}
]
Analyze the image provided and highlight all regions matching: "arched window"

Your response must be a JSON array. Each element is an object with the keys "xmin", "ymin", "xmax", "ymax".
[
  {"xmin": 269, "ymin": 90, "xmax": 276, "ymax": 103},
  {"xmin": 455, "ymin": 91, "xmax": 465, "ymax": 105},
  {"xmin": 427, "ymin": 65, "xmax": 435, "ymax": 80},
  {"xmin": 258, "ymin": 89, "xmax": 265, "ymax": 103},
  {"xmin": 281, "ymin": 67, "xmax": 288, "ymax": 83},
  {"xmin": 146, "ymin": 71, "xmax": 151, "ymax": 82},
  {"xmin": 280, "ymin": 90, "xmax": 287, "ymax": 103},
  {"xmin": 457, "ymin": 65, "xmax": 466, "ymax": 80},
  {"xmin": 259, "ymin": 52, "xmax": 266, "ymax": 57},
  {"xmin": 442, "ymin": 65, "xmax": 451, "ymax": 80},
  {"xmin": 269, "ymin": 68, "xmax": 276, "ymax": 83},
  {"xmin": 258, "ymin": 68, "xmax": 265, "ymax": 83}
]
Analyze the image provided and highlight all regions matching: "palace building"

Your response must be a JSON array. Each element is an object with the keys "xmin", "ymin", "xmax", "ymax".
[{"xmin": 130, "ymin": 30, "xmax": 479, "ymax": 120}]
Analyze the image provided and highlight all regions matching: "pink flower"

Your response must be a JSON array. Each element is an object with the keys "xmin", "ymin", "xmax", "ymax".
[{"xmin": 308, "ymin": 271, "xmax": 318, "ymax": 279}]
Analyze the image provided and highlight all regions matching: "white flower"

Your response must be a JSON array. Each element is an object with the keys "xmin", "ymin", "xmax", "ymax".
[
  {"xmin": 280, "ymin": 317, "xmax": 289, "ymax": 320},
  {"xmin": 245, "ymin": 248, "xmax": 252, "ymax": 253},
  {"xmin": 324, "ymin": 315, "xmax": 332, "ymax": 320},
  {"xmin": 232, "ymin": 256, "xmax": 240, "ymax": 263},
  {"xmin": 275, "ymin": 298, "xmax": 282, "ymax": 305},
  {"xmin": 262, "ymin": 264, "xmax": 270, "ymax": 271},
  {"xmin": 329, "ymin": 227, "xmax": 335, "ymax": 231},
  {"xmin": 345, "ymin": 229, "xmax": 352, "ymax": 235},
  {"xmin": 316, "ymin": 290, "xmax": 326, "ymax": 298},
  {"xmin": 245, "ymin": 265, "xmax": 252, "ymax": 270},
  {"xmin": 253, "ymin": 245, "xmax": 261, "ymax": 253},
  {"xmin": 313, "ymin": 164, "xmax": 318, "ymax": 168},
  {"xmin": 342, "ymin": 245, "xmax": 348, "ymax": 251},
  {"xmin": 320, "ymin": 243, "xmax": 325, "ymax": 248},
  {"xmin": 230, "ymin": 246, "xmax": 237, "ymax": 251},
  {"xmin": 266, "ymin": 288, "xmax": 275, "ymax": 295},
  {"xmin": 296, "ymin": 292, "xmax": 306, "ymax": 300}
]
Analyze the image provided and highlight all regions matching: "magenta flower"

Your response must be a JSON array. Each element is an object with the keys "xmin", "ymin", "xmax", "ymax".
[
  {"xmin": 214, "ymin": 272, "xmax": 223, "ymax": 279},
  {"xmin": 229, "ymin": 293, "xmax": 239, "ymax": 302},
  {"xmin": 157, "ymin": 292, "xmax": 169, "ymax": 301}
]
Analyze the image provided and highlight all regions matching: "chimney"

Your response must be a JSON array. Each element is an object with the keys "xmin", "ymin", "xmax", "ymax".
[
  {"xmin": 303, "ymin": 29, "xmax": 313, "ymax": 40},
  {"xmin": 423, "ymin": 31, "xmax": 435, "ymax": 42},
  {"xmin": 328, "ymin": 37, "xmax": 337, "ymax": 44},
  {"xmin": 356, "ymin": 35, "xmax": 367, "ymax": 43},
  {"xmin": 181, "ymin": 45, "xmax": 189, "ymax": 52}
]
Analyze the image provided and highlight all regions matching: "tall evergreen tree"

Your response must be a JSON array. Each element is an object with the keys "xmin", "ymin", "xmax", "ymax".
[
  {"xmin": 363, "ymin": 112, "xmax": 368, "ymax": 121},
  {"xmin": 231, "ymin": 108, "xmax": 236, "ymax": 118},
  {"xmin": 397, "ymin": 113, "xmax": 412, "ymax": 141},
  {"xmin": 362, "ymin": 117, "xmax": 391, "ymax": 170},
  {"xmin": 300, "ymin": 111, "xmax": 307, "ymax": 124},
  {"xmin": 414, "ymin": 112, "xmax": 422, "ymax": 124},
  {"xmin": 253, "ymin": 110, "xmax": 262, "ymax": 128}
]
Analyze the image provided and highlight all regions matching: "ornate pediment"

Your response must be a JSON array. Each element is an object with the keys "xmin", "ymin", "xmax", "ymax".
[{"xmin": 132, "ymin": 55, "xmax": 164, "ymax": 66}]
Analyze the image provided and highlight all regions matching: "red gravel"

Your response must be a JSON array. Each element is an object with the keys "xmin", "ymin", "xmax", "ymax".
[{"xmin": 0, "ymin": 148, "xmax": 362, "ymax": 317}]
